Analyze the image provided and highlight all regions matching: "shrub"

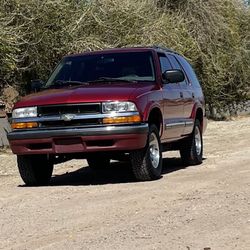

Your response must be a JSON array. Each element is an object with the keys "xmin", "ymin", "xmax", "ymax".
[{"xmin": 0, "ymin": 0, "xmax": 249, "ymax": 117}]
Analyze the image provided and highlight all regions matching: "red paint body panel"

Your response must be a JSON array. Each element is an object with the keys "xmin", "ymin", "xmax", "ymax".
[
  {"xmin": 14, "ymin": 83, "xmax": 154, "ymax": 109},
  {"xmin": 9, "ymin": 133, "xmax": 147, "ymax": 155}
]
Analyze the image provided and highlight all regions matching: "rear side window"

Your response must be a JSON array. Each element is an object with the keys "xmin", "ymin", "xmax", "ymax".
[
  {"xmin": 158, "ymin": 53, "xmax": 172, "ymax": 74},
  {"xmin": 175, "ymin": 55, "xmax": 201, "ymax": 88}
]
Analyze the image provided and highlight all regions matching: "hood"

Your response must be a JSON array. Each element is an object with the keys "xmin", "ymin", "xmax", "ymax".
[{"xmin": 14, "ymin": 82, "xmax": 155, "ymax": 108}]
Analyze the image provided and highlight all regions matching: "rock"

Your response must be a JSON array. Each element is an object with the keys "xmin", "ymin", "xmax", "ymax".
[
  {"xmin": 0, "ymin": 118, "xmax": 11, "ymax": 147},
  {"xmin": 0, "ymin": 85, "xmax": 19, "ymax": 113}
]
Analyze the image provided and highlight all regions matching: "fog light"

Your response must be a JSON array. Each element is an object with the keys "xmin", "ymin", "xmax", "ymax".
[
  {"xmin": 103, "ymin": 115, "xmax": 141, "ymax": 124},
  {"xmin": 11, "ymin": 122, "xmax": 38, "ymax": 129}
]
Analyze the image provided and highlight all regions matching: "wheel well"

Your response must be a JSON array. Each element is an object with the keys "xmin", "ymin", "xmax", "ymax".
[
  {"xmin": 148, "ymin": 108, "xmax": 163, "ymax": 133},
  {"xmin": 196, "ymin": 108, "xmax": 203, "ymax": 129}
]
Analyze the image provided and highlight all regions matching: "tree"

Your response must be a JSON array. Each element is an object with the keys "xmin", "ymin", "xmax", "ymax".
[{"xmin": 0, "ymin": 0, "xmax": 249, "ymax": 118}]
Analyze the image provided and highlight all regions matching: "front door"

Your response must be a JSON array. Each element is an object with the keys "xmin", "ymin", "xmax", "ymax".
[
  {"xmin": 168, "ymin": 54, "xmax": 195, "ymax": 135},
  {"xmin": 158, "ymin": 53, "xmax": 184, "ymax": 140}
]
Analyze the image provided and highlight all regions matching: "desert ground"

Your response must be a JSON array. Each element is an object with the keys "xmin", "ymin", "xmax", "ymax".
[{"xmin": 0, "ymin": 116, "xmax": 249, "ymax": 250}]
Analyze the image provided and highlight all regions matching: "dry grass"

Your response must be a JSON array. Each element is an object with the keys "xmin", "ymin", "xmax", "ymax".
[{"xmin": 0, "ymin": 0, "xmax": 249, "ymax": 116}]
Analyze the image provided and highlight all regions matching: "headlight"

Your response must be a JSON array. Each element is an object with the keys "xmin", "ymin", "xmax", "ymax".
[
  {"xmin": 102, "ymin": 101, "xmax": 137, "ymax": 113},
  {"xmin": 12, "ymin": 107, "xmax": 37, "ymax": 118}
]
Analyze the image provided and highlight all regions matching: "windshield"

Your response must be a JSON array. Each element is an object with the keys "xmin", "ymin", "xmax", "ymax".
[{"xmin": 45, "ymin": 52, "xmax": 155, "ymax": 87}]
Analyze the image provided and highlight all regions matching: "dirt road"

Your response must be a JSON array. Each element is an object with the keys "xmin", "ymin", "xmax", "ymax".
[{"xmin": 0, "ymin": 117, "xmax": 249, "ymax": 250}]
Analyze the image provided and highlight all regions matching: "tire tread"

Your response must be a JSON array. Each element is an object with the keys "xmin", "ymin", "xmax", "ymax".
[
  {"xmin": 180, "ymin": 119, "xmax": 203, "ymax": 166},
  {"xmin": 17, "ymin": 155, "xmax": 53, "ymax": 186},
  {"xmin": 130, "ymin": 124, "xmax": 162, "ymax": 181}
]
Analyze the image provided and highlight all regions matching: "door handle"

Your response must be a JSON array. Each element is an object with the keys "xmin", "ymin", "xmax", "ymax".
[
  {"xmin": 180, "ymin": 92, "xmax": 183, "ymax": 98},
  {"xmin": 192, "ymin": 93, "xmax": 195, "ymax": 98}
]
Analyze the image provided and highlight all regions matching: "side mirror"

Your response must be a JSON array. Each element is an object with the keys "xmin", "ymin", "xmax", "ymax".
[
  {"xmin": 30, "ymin": 79, "xmax": 44, "ymax": 93},
  {"xmin": 162, "ymin": 69, "xmax": 185, "ymax": 83}
]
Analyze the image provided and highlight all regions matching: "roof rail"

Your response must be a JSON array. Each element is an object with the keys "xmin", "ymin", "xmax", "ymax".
[{"xmin": 152, "ymin": 45, "xmax": 179, "ymax": 54}]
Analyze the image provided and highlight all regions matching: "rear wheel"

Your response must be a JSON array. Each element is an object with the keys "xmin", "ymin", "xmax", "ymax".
[
  {"xmin": 17, "ymin": 155, "xmax": 53, "ymax": 186},
  {"xmin": 130, "ymin": 124, "xmax": 162, "ymax": 181},
  {"xmin": 180, "ymin": 119, "xmax": 203, "ymax": 165}
]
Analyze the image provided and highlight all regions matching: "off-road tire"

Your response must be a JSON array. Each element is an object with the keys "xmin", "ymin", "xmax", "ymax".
[
  {"xmin": 180, "ymin": 119, "xmax": 203, "ymax": 165},
  {"xmin": 130, "ymin": 124, "xmax": 162, "ymax": 181},
  {"xmin": 17, "ymin": 155, "xmax": 53, "ymax": 186}
]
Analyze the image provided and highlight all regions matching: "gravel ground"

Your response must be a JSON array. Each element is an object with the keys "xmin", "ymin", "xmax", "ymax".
[{"xmin": 0, "ymin": 116, "xmax": 249, "ymax": 250}]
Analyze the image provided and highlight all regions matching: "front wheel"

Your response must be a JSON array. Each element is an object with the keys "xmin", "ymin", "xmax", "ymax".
[
  {"xmin": 180, "ymin": 119, "xmax": 203, "ymax": 165},
  {"xmin": 130, "ymin": 124, "xmax": 162, "ymax": 181},
  {"xmin": 17, "ymin": 155, "xmax": 53, "ymax": 186}
]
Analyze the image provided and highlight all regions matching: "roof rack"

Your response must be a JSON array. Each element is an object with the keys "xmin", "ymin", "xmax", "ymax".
[{"xmin": 151, "ymin": 45, "xmax": 179, "ymax": 55}]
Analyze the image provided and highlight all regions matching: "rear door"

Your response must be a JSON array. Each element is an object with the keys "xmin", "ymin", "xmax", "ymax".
[{"xmin": 157, "ymin": 53, "xmax": 184, "ymax": 140}]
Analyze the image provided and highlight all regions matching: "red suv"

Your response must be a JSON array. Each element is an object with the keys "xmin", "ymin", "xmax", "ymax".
[{"xmin": 8, "ymin": 46, "xmax": 207, "ymax": 185}]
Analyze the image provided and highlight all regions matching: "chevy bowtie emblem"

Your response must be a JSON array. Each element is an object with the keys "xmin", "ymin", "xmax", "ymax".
[{"xmin": 61, "ymin": 114, "xmax": 75, "ymax": 121}]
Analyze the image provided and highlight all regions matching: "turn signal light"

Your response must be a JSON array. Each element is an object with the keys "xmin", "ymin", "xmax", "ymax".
[
  {"xmin": 103, "ymin": 115, "xmax": 141, "ymax": 124},
  {"xmin": 11, "ymin": 122, "xmax": 38, "ymax": 129}
]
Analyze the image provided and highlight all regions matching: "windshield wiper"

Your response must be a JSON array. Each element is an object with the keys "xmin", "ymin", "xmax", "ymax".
[
  {"xmin": 44, "ymin": 78, "xmax": 137, "ymax": 89},
  {"xmin": 88, "ymin": 77, "xmax": 137, "ymax": 83},
  {"xmin": 44, "ymin": 80, "xmax": 89, "ymax": 89}
]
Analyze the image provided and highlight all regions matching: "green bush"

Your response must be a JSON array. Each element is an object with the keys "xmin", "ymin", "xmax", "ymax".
[
  {"xmin": 0, "ymin": 0, "xmax": 249, "ymax": 117},
  {"xmin": 0, "ymin": 8, "xmax": 19, "ymax": 86}
]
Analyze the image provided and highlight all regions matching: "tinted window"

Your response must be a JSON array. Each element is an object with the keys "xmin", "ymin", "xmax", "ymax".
[
  {"xmin": 167, "ymin": 54, "xmax": 182, "ymax": 71},
  {"xmin": 46, "ymin": 52, "xmax": 155, "ymax": 86},
  {"xmin": 167, "ymin": 54, "xmax": 188, "ymax": 85},
  {"xmin": 158, "ymin": 53, "xmax": 172, "ymax": 74},
  {"xmin": 176, "ymin": 55, "xmax": 201, "ymax": 87}
]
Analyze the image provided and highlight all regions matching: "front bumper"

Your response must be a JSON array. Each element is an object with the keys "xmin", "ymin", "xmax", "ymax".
[{"xmin": 7, "ymin": 124, "xmax": 148, "ymax": 155}]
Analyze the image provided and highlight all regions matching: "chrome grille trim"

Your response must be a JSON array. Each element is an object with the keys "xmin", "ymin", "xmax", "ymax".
[
  {"xmin": 37, "ymin": 103, "xmax": 101, "ymax": 117},
  {"xmin": 12, "ymin": 112, "xmax": 140, "ymax": 123}
]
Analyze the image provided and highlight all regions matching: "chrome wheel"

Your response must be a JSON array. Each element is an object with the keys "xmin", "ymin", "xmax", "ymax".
[
  {"xmin": 180, "ymin": 120, "xmax": 203, "ymax": 166},
  {"xmin": 195, "ymin": 126, "xmax": 202, "ymax": 155},
  {"xmin": 130, "ymin": 124, "xmax": 162, "ymax": 181},
  {"xmin": 149, "ymin": 132, "xmax": 160, "ymax": 169}
]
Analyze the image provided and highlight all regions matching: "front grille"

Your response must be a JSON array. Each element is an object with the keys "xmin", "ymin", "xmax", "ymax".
[
  {"xmin": 37, "ymin": 103, "xmax": 102, "ymax": 128},
  {"xmin": 38, "ymin": 103, "xmax": 101, "ymax": 117},
  {"xmin": 40, "ymin": 118, "xmax": 102, "ymax": 128}
]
